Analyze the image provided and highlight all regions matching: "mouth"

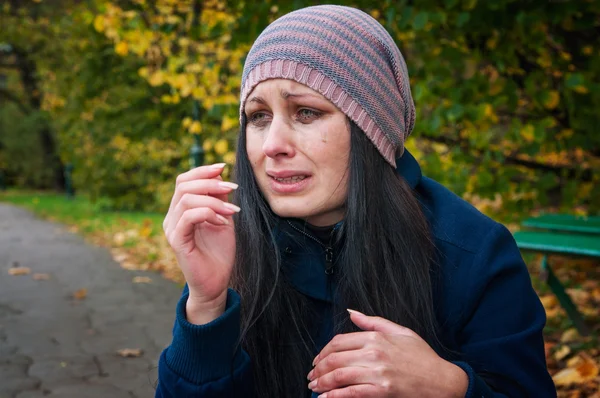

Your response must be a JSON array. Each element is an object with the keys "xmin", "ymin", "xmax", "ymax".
[
  {"xmin": 266, "ymin": 171, "xmax": 312, "ymax": 193},
  {"xmin": 270, "ymin": 175, "xmax": 309, "ymax": 184}
]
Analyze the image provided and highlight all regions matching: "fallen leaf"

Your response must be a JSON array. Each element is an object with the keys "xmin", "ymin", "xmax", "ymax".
[
  {"xmin": 553, "ymin": 355, "xmax": 599, "ymax": 386},
  {"xmin": 132, "ymin": 276, "xmax": 152, "ymax": 284},
  {"xmin": 554, "ymin": 345, "xmax": 572, "ymax": 361},
  {"xmin": 33, "ymin": 273, "xmax": 50, "ymax": 280},
  {"xmin": 8, "ymin": 267, "xmax": 31, "ymax": 276},
  {"xmin": 581, "ymin": 306, "xmax": 598, "ymax": 317},
  {"xmin": 72, "ymin": 288, "xmax": 87, "ymax": 300},
  {"xmin": 120, "ymin": 261, "xmax": 138, "ymax": 270},
  {"xmin": 116, "ymin": 348, "xmax": 143, "ymax": 358},
  {"xmin": 545, "ymin": 342, "xmax": 556, "ymax": 359},
  {"xmin": 567, "ymin": 288, "xmax": 590, "ymax": 306},
  {"xmin": 540, "ymin": 295, "xmax": 558, "ymax": 310},
  {"xmin": 113, "ymin": 253, "xmax": 129, "ymax": 263},
  {"xmin": 576, "ymin": 355, "xmax": 599, "ymax": 379},
  {"xmin": 113, "ymin": 232, "xmax": 126, "ymax": 246},
  {"xmin": 560, "ymin": 328, "xmax": 580, "ymax": 343},
  {"xmin": 591, "ymin": 287, "xmax": 600, "ymax": 302}
]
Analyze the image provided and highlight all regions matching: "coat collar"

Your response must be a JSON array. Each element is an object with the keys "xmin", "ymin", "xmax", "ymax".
[{"xmin": 274, "ymin": 150, "xmax": 422, "ymax": 302}]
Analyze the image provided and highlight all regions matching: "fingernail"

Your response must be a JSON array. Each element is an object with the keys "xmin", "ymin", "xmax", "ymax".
[
  {"xmin": 307, "ymin": 369, "xmax": 314, "ymax": 380},
  {"xmin": 210, "ymin": 163, "xmax": 226, "ymax": 169},
  {"xmin": 218, "ymin": 181, "xmax": 238, "ymax": 190},
  {"xmin": 308, "ymin": 379, "xmax": 317, "ymax": 390},
  {"xmin": 347, "ymin": 308, "xmax": 365, "ymax": 316},
  {"xmin": 318, "ymin": 394, "xmax": 327, "ymax": 398},
  {"xmin": 223, "ymin": 203, "xmax": 241, "ymax": 212},
  {"xmin": 312, "ymin": 354, "xmax": 319, "ymax": 366},
  {"xmin": 216, "ymin": 215, "xmax": 229, "ymax": 225}
]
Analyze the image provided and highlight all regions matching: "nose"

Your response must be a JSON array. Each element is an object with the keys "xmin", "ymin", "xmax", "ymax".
[{"xmin": 262, "ymin": 116, "xmax": 296, "ymax": 159}]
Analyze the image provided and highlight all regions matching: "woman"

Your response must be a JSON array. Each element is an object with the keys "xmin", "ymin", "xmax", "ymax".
[{"xmin": 157, "ymin": 5, "xmax": 556, "ymax": 397}]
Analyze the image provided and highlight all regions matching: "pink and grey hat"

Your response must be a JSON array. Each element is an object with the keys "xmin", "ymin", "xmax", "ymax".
[{"xmin": 239, "ymin": 5, "xmax": 416, "ymax": 167}]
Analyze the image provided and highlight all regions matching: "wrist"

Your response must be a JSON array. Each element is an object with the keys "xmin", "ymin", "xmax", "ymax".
[
  {"xmin": 438, "ymin": 359, "xmax": 469, "ymax": 398},
  {"xmin": 185, "ymin": 290, "xmax": 228, "ymax": 325}
]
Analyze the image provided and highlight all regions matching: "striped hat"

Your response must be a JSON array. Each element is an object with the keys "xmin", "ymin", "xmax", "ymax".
[{"xmin": 239, "ymin": 5, "xmax": 415, "ymax": 167}]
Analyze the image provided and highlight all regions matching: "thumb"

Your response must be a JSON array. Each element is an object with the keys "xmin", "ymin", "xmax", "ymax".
[{"xmin": 348, "ymin": 309, "xmax": 414, "ymax": 336}]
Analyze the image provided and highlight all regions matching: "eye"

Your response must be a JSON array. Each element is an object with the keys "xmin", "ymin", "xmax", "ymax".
[
  {"xmin": 297, "ymin": 108, "xmax": 322, "ymax": 122},
  {"xmin": 249, "ymin": 112, "xmax": 270, "ymax": 126}
]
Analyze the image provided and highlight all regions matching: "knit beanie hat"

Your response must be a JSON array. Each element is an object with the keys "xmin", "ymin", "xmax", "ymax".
[{"xmin": 239, "ymin": 5, "xmax": 415, "ymax": 167}]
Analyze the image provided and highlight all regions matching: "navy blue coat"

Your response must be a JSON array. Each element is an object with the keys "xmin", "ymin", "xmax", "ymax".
[{"xmin": 156, "ymin": 151, "xmax": 556, "ymax": 397}]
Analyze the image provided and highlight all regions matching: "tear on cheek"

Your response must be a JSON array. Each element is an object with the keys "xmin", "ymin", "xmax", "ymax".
[{"xmin": 320, "ymin": 130, "xmax": 328, "ymax": 143}]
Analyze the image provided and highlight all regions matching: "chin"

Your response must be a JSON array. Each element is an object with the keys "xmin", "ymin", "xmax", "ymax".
[{"xmin": 268, "ymin": 201, "xmax": 314, "ymax": 220}]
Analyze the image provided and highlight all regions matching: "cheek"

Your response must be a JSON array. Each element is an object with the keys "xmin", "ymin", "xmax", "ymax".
[{"xmin": 245, "ymin": 133, "xmax": 264, "ymax": 165}]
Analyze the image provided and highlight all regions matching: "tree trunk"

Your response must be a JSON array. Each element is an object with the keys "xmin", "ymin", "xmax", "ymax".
[{"xmin": 12, "ymin": 46, "xmax": 65, "ymax": 191}]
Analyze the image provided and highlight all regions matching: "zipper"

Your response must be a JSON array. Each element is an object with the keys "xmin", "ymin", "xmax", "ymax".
[{"xmin": 286, "ymin": 220, "xmax": 335, "ymax": 275}]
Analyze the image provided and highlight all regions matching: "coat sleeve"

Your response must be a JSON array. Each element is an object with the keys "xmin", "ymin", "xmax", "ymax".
[
  {"xmin": 155, "ymin": 286, "xmax": 253, "ymax": 397},
  {"xmin": 450, "ymin": 223, "xmax": 556, "ymax": 397}
]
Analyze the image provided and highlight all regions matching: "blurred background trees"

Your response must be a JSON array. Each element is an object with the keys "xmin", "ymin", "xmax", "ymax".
[{"xmin": 1, "ymin": 0, "xmax": 598, "ymax": 218}]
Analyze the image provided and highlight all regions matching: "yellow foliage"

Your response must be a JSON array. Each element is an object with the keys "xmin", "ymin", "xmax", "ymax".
[
  {"xmin": 115, "ymin": 41, "xmax": 129, "ymax": 56},
  {"xmin": 543, "ymin": 90, "xmax": 560, "ymax": 110},
  {"xmin": 223, "ymin": 151, "xmax": 236, "ymax": 165},
  {"xmin": 138, "ymin": 67, "xmax": 149, "ymax": 78},
  {"xmin": 189, "ymin": 121, "xmax": 202, "ymax": 134},
  {"xmin": 557, "ymin": 129, "xmax": 574, "ymax": 139},
  {"xmin": 203, "ymin": 139, "xmax": 213, "ymax": 152},
  {"xmin": 483, "ymin": 103, "xmax": 498, "ymax": 123},
  {"xmin": 536, "ymin": 52, "xmax": 552, "ymax": 68},
  {"xmin": 182, "ymin": 117, "xmax": 192, "ymax": 128},
  {"xmin": 148, "ymin": 71, "xmax": 165, "ymax": 87},
  {"xmin": 214, "ymin": 139, "xmax": 229, "ymax": 155},
  {"xmin": 221, "ymin": 116, "xmax": 238, "ymax": 132},
  {"xmin": 488, "ymin": 82, "xmax": 503, "ymax": 96},
  {"xmin": 94, "ymin": 15, "xmax": 105, "ymax": 32},
  {"xmin": 520, "ymin": 124, "xmax": 535, "ymax": 143},
  {"xmin": 582, "ymin": 46, "xmax": 593, "ymax": 55},
  {"xmin": 573, "ymin": 85, "xmax": 589, "ymax": 94}
]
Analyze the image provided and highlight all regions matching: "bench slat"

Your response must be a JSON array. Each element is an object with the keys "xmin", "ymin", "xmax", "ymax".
[
  {"xmin": 513, "ymin": 231, "xmax": 600, "ymax": 257},
  {"xmin": 523, "ymin": 214, "xmax": 600, "ymax": 235}
]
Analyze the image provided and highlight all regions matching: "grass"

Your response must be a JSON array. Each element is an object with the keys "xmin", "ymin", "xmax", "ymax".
[
  {"xmin": 0, "ymin": 189, "xmax": 183, "ymax": 283},
  {"xmin": 0, "ymin": 189, "xmax": 164, "ymax": 236}
]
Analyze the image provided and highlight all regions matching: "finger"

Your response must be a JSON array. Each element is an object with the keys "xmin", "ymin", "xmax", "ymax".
[
  {"xmin": 165, "ymin": 194, "xmax": 240, "ymax": 236},
  {"xmin": 308, "ymin": 367, "xmax": 376, "ymax": 394},
  {"xmin": 348, "ymin": 309, "xmax": 415, "ymax": 336},
  {"xmin": 321, "ymin": 384, "xmax": 383, "ymax": 398},
  {"xmin": 175, "ymin": 163, "xmax": 226, "ymax": 187},
  {"xmin": 169, "ymin": 207, "xmax": 229, "ymax": 249},
  {"xmin": 309, "ymin": 350, "xmax": 370, "ymax": 381},
  {"xmin": 170, "ymin": 178, "xmax": 238, "ymax": 214},
  {"xmin": 314, "ymin": 332, "xmax": 379, "ymax": 367}
]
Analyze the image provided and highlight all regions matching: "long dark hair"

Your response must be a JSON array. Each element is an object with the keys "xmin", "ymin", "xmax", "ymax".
[{"xmin": 231, "ymin": 115, "xmax": 440, "ymax": 397}]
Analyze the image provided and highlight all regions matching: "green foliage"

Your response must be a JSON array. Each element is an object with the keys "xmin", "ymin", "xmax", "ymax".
[
  {"xmin": 0, "ymin": 104, "xmax": 55, "ymax": 188},
  {"xmin": 1, "ymin": 0, "xmax": 598, "ymax": 218}
]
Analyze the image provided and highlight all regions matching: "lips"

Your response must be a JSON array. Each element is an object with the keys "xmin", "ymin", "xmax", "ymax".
[{"xmin": 266, "ymin": 170, "xmax": 312, "ymax": 193}]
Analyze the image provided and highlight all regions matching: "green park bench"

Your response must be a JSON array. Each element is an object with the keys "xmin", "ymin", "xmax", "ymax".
[{"xmin": 513, "ymin": 214, "xmax": 600, "ymax": 336}]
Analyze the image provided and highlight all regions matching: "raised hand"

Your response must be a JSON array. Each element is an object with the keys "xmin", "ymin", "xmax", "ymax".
[{"xmin": 162, "ymin": 163, "xmax": 239, "ymax": 324}]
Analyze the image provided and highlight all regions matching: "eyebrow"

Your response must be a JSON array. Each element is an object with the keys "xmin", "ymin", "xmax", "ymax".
[{"xmin": 248, "ymin": 90, "xmax": 320, "ymax": 105}]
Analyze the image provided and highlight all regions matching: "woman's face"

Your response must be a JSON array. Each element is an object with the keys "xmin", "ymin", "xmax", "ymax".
[{"xmin": 244, "ymin": 79, "xmax": 350, "ymax": 227}]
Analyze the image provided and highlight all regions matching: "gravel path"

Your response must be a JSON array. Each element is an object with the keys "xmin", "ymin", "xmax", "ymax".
[{"xmin": 0, "ymin": 203, "xmax": 181, "ymax": 398}]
